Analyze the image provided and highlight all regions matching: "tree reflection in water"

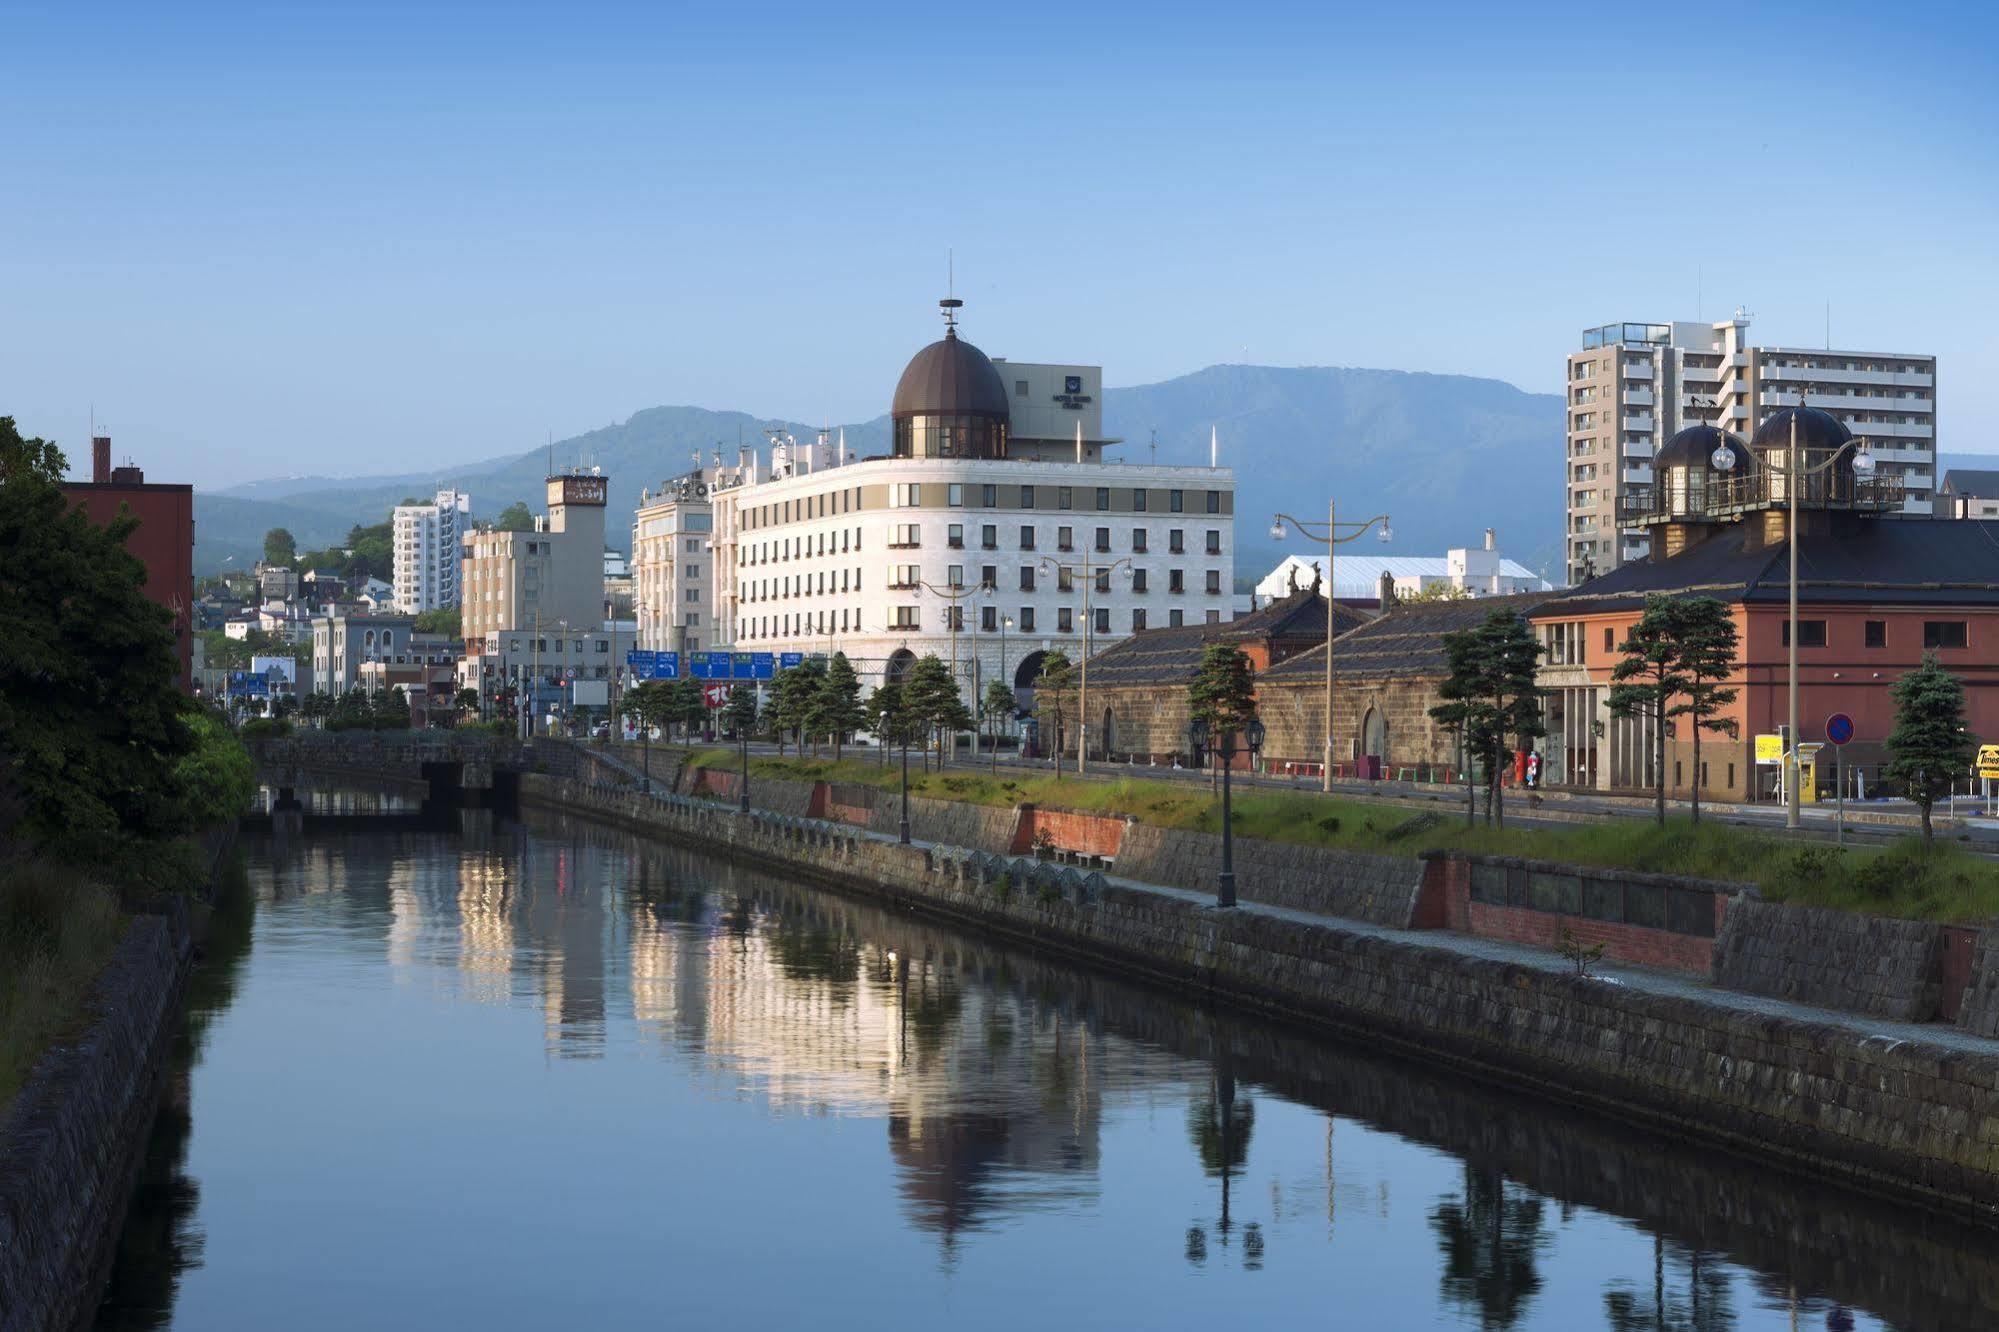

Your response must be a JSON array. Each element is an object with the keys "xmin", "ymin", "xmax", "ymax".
[
  {"xmin": 1429, "ymin": 1162, "xmax": 1549, "ymax": 1329},
  {"xmin": 1603, "ymin": 1236, "xmax": 1738, "ymax": 1331}
]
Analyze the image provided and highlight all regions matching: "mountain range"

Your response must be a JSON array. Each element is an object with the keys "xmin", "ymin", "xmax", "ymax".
[
  {"xmin": 198, "ymin": 363, "xmax": 1575, "ymax": 580},
  {"xmin": 193, "ymin": 362, "xmax": 1999, "ymax": 583}
]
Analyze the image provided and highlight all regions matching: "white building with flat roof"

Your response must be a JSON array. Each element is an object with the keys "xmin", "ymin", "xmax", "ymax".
[
  {"xmin": 393, "ymin": 488, "xmax": 472, "ymax": 613},
  {"xmin": 1258, "ymin": 530, "xmax": 1551, "ymax": 604}
]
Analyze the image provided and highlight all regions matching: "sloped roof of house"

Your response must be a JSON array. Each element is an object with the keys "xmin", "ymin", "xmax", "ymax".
[
  {"xmin": 1940, "ymin": 469, "xmax": 1999, "ymax": 500},
  {"xmin": 1266, "ymin": 591, "xmax": 1560, "ymax": 681},
  {"xmin": 1534, "ymin": 517, "xmax": 1999, "ymax": 617},
  {"xmin": 1081, "ymin": 586, "xmax": 1369, "ymax": 689}
]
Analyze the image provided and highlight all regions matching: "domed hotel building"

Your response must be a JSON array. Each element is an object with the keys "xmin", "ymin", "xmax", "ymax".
[{"xmin": 692, "ymin": 301, "xmax": 1238, "ymax": 710}]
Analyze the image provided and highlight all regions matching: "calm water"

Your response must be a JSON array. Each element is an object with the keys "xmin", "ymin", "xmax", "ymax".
[{"xmin": 90, "ymin": 809, "xmax": 1997, "ymax": 1331}]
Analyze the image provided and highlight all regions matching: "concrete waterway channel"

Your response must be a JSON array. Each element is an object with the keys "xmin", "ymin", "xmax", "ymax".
[{"xmin": 87, "ymin": 788, "xmax": 1998, "ymax": 1330}]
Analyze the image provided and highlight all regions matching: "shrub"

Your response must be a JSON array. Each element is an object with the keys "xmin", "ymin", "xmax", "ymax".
[
  {"xmin": 1037, "ymin": 878, "xmax": 1061, "ymax": 905},
  {"xmin": 239, "ymin": 718, "xmax": 291, "ymax": 739}
]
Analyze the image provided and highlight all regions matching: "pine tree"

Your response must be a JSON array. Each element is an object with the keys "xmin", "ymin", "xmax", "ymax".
[
  {"xmin": 902, "ymin": 654, "xmax": 963, "ymax": 770},
  {"xmin": 867, "ymin": 682, "xmax": 908, "ymax": 767},
  {"xmin": 1429, "ymin": 608, "xmax": 1543, "ymax": 827},
  {"xmin": 1608, "ymin": 594, "xmax": 1690, "ymax": 826},
  {"xmin": 981, "ymin": 680, "xmax": 1017, "ymax": 773},
  {"xmin": 1032, "ymin": 649, "xmax": 1074, "ymax": 772},
  {"xmin": 817, "ymin": 653, "xmax": 868, "ymax": 760},
  {"xmin": 671, "ymin": 677, "xmax": 705, "ymax": 742},
  {"xmin": 1886, "ymin": 652, "xmax": 1977, "ymax": 848},
  {"xmin": 1671, "ymin": 598, "xmax": 1740, "ymax": 823},
  {"xmin": 723, "ymin": 682, "xmax": 759, "ymax": 738}
]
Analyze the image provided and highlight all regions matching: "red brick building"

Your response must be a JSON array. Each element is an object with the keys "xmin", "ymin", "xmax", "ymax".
[
  {"xmin": 59, "ymin": 437, "xmax": 195, "ymax": 690},
  {"xmin": 1535, "ymin": 411, "xmax": 1999, "ymax": 803}
]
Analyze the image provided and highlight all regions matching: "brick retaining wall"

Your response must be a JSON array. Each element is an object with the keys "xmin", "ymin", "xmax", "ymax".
[{"xmin": 520, "ymin": 775, "xmax": 1999, "ymax": 1221}]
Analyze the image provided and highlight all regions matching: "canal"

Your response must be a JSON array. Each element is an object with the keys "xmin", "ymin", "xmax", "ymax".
[{"xmin": 90, "ymin": 805, "xmax": 1996, "ymax": 1330}]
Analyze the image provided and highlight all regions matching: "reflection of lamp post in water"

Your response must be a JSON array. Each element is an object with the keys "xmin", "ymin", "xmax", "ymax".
[{"xmin": 1184, "ymin": 1061, "xmax": 1263, "ymax": 1271}]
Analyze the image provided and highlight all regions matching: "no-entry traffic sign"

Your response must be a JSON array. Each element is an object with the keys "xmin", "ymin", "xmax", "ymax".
[{"xmin": 1825, "ymin": 713, "xmax": 1854, "ymax": 746}]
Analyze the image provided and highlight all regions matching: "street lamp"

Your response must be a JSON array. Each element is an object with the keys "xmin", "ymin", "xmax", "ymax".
[
  {"xmin": 1000, "ymin": 613, "xmax": 1014, "ymax": 757},
  {"xmin": 914, "ymin": 577, "xmax": 992, "ymax": 767},
  {"xmin": 1040, "ymin": 553, "xmax": 1134, "ymax": 775},
  {"xmin": 898, "ymin": 710, "xmax": 913, "ymax": 844},
  {"xmin": 1191, "ymin": 715, "xmax": 1265, "ymax": 908},
  {"xmin": 736, "ymin": 700, "xmax": 751, "ymax": 814},
  {"xmin": 1738, "ymin": 388, "xmax": 1876, "ymax": 829},
  {"xmin": 1269, "ymin": 503, "xmax": 1392, "ymax": 791}
]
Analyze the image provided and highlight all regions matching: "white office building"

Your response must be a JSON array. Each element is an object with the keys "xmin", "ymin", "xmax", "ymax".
[
  {"xmin": 1565, "ymin": 315, "xmax": 1936, "ymax": 583},
  {"xmin": 392, "ymin": 488, "xmax": 472, "ymax": 613},
  {"xmin": 701, "ymin": 301, "xmax": 1237, "ymax": 705},
  {"xmin": 632, "ymin": 469, "xmax": 717, "ymax": 655}
]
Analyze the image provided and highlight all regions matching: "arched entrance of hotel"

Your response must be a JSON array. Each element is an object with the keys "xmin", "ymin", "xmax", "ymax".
[{"xmin": 884, "ymin": 648, "xmax": 917, "ymax": 687}]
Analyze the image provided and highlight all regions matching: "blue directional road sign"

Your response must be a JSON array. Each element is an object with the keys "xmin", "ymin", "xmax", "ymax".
[
  {"xmin": 655, "ymin": 651, "xmax": 680, "ymax": 680},
  {"xmin": 1825, "ymin": 713, "xmax": 1854, "ymax": 746},
  {"xmin": 779, "ymin": 652, "xmax": 804, "ymax": 670},
  {"xmin": 626, "ymin": 649, "xmax": 657, "ymax": 674}
]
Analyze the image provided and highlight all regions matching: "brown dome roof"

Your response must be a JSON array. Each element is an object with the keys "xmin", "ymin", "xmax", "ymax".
[{"xmin": 890, "ymin": 328, "xmax": 1011, "ymax": 421}]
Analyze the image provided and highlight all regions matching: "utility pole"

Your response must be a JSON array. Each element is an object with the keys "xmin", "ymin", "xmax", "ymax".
[{"xmin": 1039, "ymin": 554, "xmax": 1133, "ymax": 774}]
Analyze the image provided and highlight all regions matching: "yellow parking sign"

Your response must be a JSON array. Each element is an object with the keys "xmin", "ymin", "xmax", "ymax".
[
  {"xmin": 1979, "ymin": 744, "xmax": 1999, "ymax": 780},
  {"xmin": 1754, "ymin": 734, "xmax": 1784, "ymax": 766}
]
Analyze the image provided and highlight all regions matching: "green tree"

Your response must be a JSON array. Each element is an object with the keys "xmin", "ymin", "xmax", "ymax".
[
  {"xmin": 301, "ymin": 690, "xmax": 334, "ymax": 730},
  {"xmin": 342, "ymin": 518, "xmax": 395, "ymax": 582},
  {"xmin": 622, "ymin": 680, "xmax": 667, "ymax": 775},
  {"xmin": 1428, "ymin": 1163, "xmax": 1548, "ymax": 1330},
  {"xmin": 453, "ymin": 686, "xmax": 480, "ymax": 718},
  {"xmin": 413, "ymin": 607, "xmax": 461, "ymax": 637},
  {"xmin": 1886, "ymin": 652, "xmax": 1977, "ymax": 847},
  {"xmin": 173, "ymin": 712, "xmax": 257, "ymax": 828},
  {"xmin": 723, "ymin": 682, "xmax": 759, "ymax": 737},
  {"xmin": 1429, "ymin": 608, "xmax": 1543, "ymax": 828},
  {"xmin": 817, "ymin": 653, "xmax": 868, "ymax": 760},
  {"xmin": 495, "ymin": 501, "xmax": 535, "ymax": 532},
  {"xmin": 0, "ymin": 417, "xmax": 196, "ymax": 860},
  {"xmin": 262, "ymin": 527, "xmax": 297, "ymax": 567},
  {"xmin": 331, "ymin": 686, "xmax": 371, "ymax": 732},
  {"xmin": 1608, "ymin": 594, "xmax": 1691, "ymax": 826},
  {"xmin": 1672, "ymin": 598, "xmax": 1740, "ymax": 824},
  {"xmin": 767, "ymin": 662, "xmax": 824, "ymax": 756},
  {"xmin": 867, "ymin": 682, "xmax": 909, "ymax": 767},
  {"xmin": 981, "ymin": 680, "xmax": 1017, "ymax": 774},
  {"xmin": 903, "ymin": 654, "xmax": 966, "ymax": 770},
  {"xmin": 1188, "ymin": 642, "xmax": 1258, "ymax": 736},
  {"xmin": 670, "ymin": 676, "xmax": 706, "ymax": 742},
  {"xmin": 1032, "ymin": 649, "xmax": 1075, "ymax": 772},
  {"xmin": 372, "ymin": 685, "xmax": 413, "ymax": 731}
]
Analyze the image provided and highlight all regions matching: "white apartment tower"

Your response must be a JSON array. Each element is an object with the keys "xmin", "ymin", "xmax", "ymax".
[
  {"xmin": 692, "ymin": 301, "xmax": 1236, "ymax": 709},
  {"xmin": 1565, "ymin": 316, "xmax": 1936, "ymax": 584},
  {"xmin": 631, "ymin": 469, "xmax": 716, "ymax": 655},
  {"xmin": 392, "ymin": 488, "xmax": 472, "ymax": 613}
]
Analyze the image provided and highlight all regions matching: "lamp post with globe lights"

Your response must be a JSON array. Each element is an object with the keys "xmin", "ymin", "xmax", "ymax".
[
  {"xmin": 1708, "ymin": 390, "xmax": 1875, "ymax": 829},
  {"xmin": 1038, "ymin": 553, "xmax": 1134, "ymax": 775},
  {"xmin": 912, "ymin": 576, "xmax": 992, "ymax": 765},
  {"xmin": 1191, "ymin": 715, "xmax": 1264, "ymax": 908},
  {"xmin": 1268, "ymin": 503, "xmax": 1392, "ymax": 791}
]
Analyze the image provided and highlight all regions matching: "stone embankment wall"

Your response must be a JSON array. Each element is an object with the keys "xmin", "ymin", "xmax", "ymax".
[
  {"xmin": 1712, "ymin": 898, "xmax": 1948, "ymax": 1023},
  {"xmin": 1117, "ymin": 824, "xmax": 1424, "ymax": 927},
  {"xmin": 523, "ymin": 775, "xmax": 1999, "ymax": 1221},
  {"xmin": 0, "ymin": 905, "xmax": 193, "ymax": 1332}
]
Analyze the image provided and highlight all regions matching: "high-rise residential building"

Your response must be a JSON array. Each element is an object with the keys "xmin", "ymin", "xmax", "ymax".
[
  {"xmin": 1564, "ymin": 316, "xmax": 1936, "ymax": 584},
  {"xmin": 704, "ymin": 300, "xmax": 1236, "ymax": 734},
  {"xmin": 392, "ymin": 488, "xmax": 472, "ymax": 613}
]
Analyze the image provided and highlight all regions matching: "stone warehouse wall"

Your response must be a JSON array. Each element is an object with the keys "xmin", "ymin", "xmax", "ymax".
[
  {"xmin": 1116, "ymin": 823, "xmax": 1425, "ymax": 927},
  {"xmin": 0, "ymin": 906, "xmax": 193, "ymax": 1332},
  {"xmin": 1712, "ymin": 898, "xmax": 1947, "ymax": 1023},
  {"xmin": 523, "ymin": 775, "xmax": 1999, "ymax": 1219}
]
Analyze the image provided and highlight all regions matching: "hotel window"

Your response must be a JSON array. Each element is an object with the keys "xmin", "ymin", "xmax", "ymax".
[
  {"xmin": 1131, "ymin": 568, "xmax": 1148, "ymax": 592},
  {"xmin": 947, "ymin": 565, "xmax": 964, "ymax": 588},
  {"xmin": 889, "ymin": 483, "xmax": 920, "ymax": 508},
  {"xmin": 948, "ymin": 523, "xmax": 964, "ymax": 548},
  {"xmin": 1169, "ymin": 529, "xmax": 1185, "ymax": 554},
  {"xmin": 1058, "ymin": 568, "xmax": 1074, "ymax": 593},
  {"xmin": 1206, "ymin": 610, "xmax": 1221, "ymax": 625},
  {"xmin": 1169, "ymin": 490, "xmax": 1184, "ymax": 513},
  {"xmin": 1206, "ymin": 490, "xmax": 1222, "ymax": 514},
  {"xmin": 1169, "ymin": 570, "xmax": 1185, "ymax": 594},
  {"xmin": 891, "ymin": 565, "xmax": 919, "ymax": 588},
  {"xmin": 947, "ymin": 606, "xmax": 963, "ymax": 632},
  {"xmin": 1864, "ymin": 620, "xmax": 1887, "ymax": 648},
  {"xmin": 1132, "ymin": 609, "xmax": 1147, "ymax": 632},
  {"xmin": 1020, "ymin": 608, "xmax": 1036, "ymax": 632},
  {"xmin": 1133, "ymin": 489, "xmax": 1147, "ymax": 512},
  {"xmin": 1059, "ymin": 607, "xmax": 1074, "ymax": 634},
  {"xmin": 1058, "ymin": 487, "xmax": 1072, "ymax": 510},
  {"xmin": 1016, "ymin": 379, "xmax": 1029, "ymax": 396},
  {"xmin": 981, "ymin": 565, "xmax": 997, "ymax": 589},
  {"xmin": 1095, "ymin": 526, "xmax": 1111, "ymax": 552},
  {"xmin": 1020, "ymin": 525, "xmax": 1036, "ymax": 550},
  {"xmin": 1095, "ymin": 607, "xmax": 1110, "ymax": 634},
  {"xmin": 1095, "ymin": 569, "xmax": 1110, "ymax": 593},
  {"xmin": 981, "ymin": 605, "xmax": 997, "ymax": 632},
  {"xmin": 982, "ymin": 484, "xmax": 997, "ymax": 507},
  {"xmin": 1169, "ymin": 609, "xmax": 1184, "ymax": 628},
  {"xmin": 1020, "ymin": 567, "xmax": 1036, "ymax": 591},
  {"xmin": 891, "ymin": 606, "xmax": 919, "ymax": 630},
  {"xmin": 1205, "ymin": 571, "xmax": 1221, "ymax": 595},
  {"xmin": 1021, "ymin": 485, "xmax": 1035, "ymax": 508},
  {"xmin": 1096, "ymin": 487, "xmax": 1110, "ymax": 511},
  {"xmin": 890, "ymin": 523, "xmax": 920, "ymax": 548},
  {"xmin": 948, "ymin": 483, "xmax": 963, "ymax": 507},
  {"xmin": 1132, "ymin": 529, "xmax": 1148, "ymax": 553},
  {"xmin": 1781, "ymin": 620, "xmax": 1828, "ymax": 648},
  {"xmin": 982, "ymin": 525, "xmax": 998, "ymax": 550},
  {"xmin": 1058, "ymin": 525, "xmax": 1074, "ymax": 551},
  {"xmin": 1205, "ymin": 530, "xmax": 1221, "ymax": 555},
  {"xmin": 1924, "ymin": 620, "xmax": 1969, "ymax": 649}
]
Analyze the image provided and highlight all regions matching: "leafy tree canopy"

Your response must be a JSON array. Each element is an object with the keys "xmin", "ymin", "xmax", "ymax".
[
  {"xmin": 496, "ymin": 501, "xmax": 536, "ymax": 532},
  {"xmin": 262, "ymin": 527, "xmax": 297, "ymax": 567}
]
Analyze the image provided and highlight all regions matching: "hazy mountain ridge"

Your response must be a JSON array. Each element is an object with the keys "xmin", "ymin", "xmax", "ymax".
[{"xmin": 197, "ymin": 366, "xmax": 1577, "ymax": 577}]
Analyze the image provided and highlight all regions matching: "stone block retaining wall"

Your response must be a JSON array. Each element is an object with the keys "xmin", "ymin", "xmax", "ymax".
[
  {"xmin": 1713, "ymin": 898, "xmax": 1947, "ymax": 1023},
  {"xmin": 0, "ymin": 906, "xmax": 193, "ymax": 1332},
  {"xmin": 522, "ymin": 775, "xmax": 1999, "ymax": 1220},
  {"xmin": 1117, "ymin": 824, "xmax": 1425, "ymax": 927}
]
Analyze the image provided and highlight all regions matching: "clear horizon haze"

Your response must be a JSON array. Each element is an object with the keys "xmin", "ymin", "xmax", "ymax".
[{"xmin": 3, "ymin": 0, "xmax": 1995, "ymax": 489}]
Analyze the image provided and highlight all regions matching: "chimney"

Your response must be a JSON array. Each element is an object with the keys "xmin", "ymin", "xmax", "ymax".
[
  {"xmin": 92, "ymin": 435, "xmax": 111, "ymax": 483},
  {"xmin": 1378, "ymin": 570, "xmax": 1397, "ymax": 609},
  {"xmin": 1484, "ymin": 527, "xmax": 1496, "ymax": 552}
]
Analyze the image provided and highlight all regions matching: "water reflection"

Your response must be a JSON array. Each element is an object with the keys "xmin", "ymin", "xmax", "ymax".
[{"xmin": 92, "ymin": 809, "xmax": 1999, "ymax": 1330}]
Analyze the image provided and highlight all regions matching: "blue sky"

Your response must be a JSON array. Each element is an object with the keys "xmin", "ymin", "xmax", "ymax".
[{"xmin": 3, "ymin": 0, "xmax": 1994, "ymax": 488}]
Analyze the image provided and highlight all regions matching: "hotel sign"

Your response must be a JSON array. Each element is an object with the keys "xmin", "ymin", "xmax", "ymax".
[{"xmin": 1053, "ymin": 373, "xmax": 1092, "ymax": 410}]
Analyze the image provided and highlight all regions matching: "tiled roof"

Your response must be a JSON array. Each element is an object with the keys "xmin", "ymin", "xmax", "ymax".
[
  {"xmin": 1941, "ymin": 470, "xmax": 1999, "ymax": 500},
  {"xmin": 1266, "ymin": 591, "xmax": 1560, "ymax": 680},
  {"xmin": 1082, "ymin": 587, "xmax": 1367, "ymax": 688},
  {"xmin": 1536, "ymin": 517, "xmax": 1999, "ymax": 617}
]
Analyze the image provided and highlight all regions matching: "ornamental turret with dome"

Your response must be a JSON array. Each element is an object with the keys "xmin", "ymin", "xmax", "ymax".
[{"xmin": 890, "ymin": 299, "xmax": 1012, "ymax": 459}]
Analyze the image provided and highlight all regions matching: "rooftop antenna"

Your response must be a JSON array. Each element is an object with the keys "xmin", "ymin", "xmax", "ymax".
[
  {"xmin": 1148, "ymin": 429, "xmax": 1157, "ymax": 465},
  {"xmin": 941, "ymin": 248, "xmax": 962, "ymax": 334},
  {"xmin": 1210, "ymin": 426, "xmax": 1218, "ymax": 468},
  {"xmin": 1825, "ymin": 300, "xmax": 1831, "ymax": 351},
  {"xmin": 547, "ymin": 430, "xmax": 553, "ymax": 478}
]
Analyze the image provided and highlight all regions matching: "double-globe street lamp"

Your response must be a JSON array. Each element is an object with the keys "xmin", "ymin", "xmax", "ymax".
[
  {"xmin": 1707, "ymin": 388, "xmax": 1876, "ymax": 829},
  {"xmin": 1039, "ymin": 553, "xmax": 1134, "ymax": 775},
  {"xmin": 1189, "ymin": 715, "xmax": 1265, "ymax": 908},
  {"xmin": 1268, "ymin": 504, "xmax": 1392, "ymax": 791}
]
